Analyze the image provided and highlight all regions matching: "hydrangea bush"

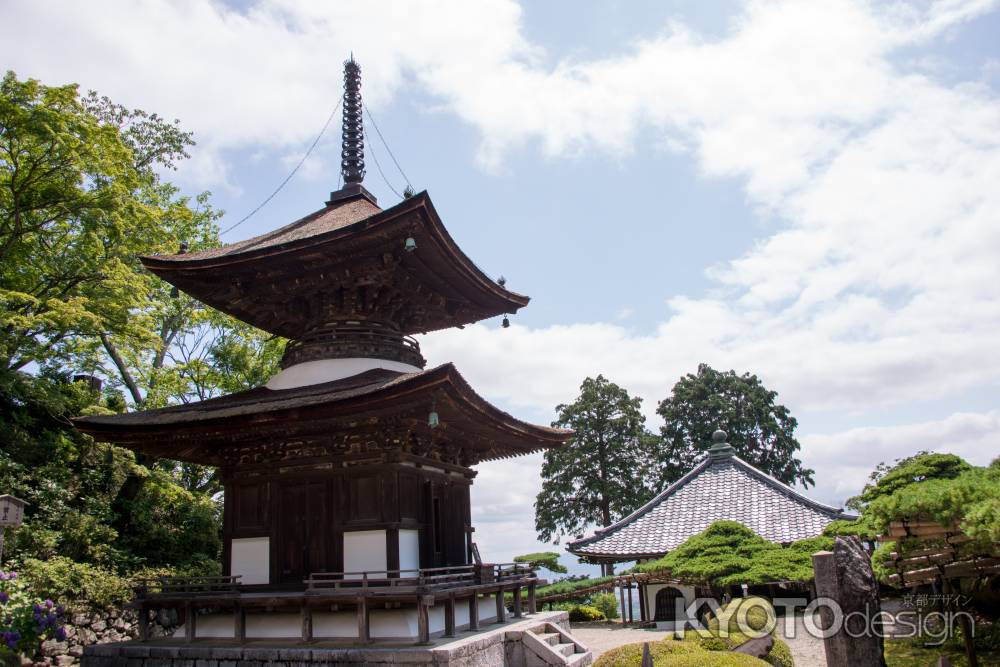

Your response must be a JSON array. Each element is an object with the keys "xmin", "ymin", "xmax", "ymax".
[{"xmin": 0, "ymin": 570, "xmax": 66, "ymax": 659}]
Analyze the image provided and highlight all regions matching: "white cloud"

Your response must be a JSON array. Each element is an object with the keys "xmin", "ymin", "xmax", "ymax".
[
  {"xmin": 5, "ymin": 0, "xmax": 1000, "ymax": 559},
  {"xmin": 801, "ymin": 409, "xmax": 1000, "ymax": 503}
]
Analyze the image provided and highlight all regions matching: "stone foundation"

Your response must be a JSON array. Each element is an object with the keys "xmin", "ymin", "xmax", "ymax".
[
  {"xmin": 81, "ymin": 612, "xmax": 579, "ymax": 667},
  {"xmin": 31, "ymin": 608, "xmax": 177, "ymax": 667}
]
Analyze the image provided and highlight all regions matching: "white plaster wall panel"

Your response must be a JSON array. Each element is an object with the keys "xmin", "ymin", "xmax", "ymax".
[
  {"xmin": 343, "ymin": 529, "xmax": 387, "ymax": 579},
  {"xmin": 246, "ymin": 613, "xmax": 300, "ymax": 637},
  {"xmin": 312, "ymin": 612, "xmax": 358, "ymax": 638},
  {"xmin": 455, "ymin": 602, "xmax": 470, "ymax": 628},
  {"xmin": 266, "ymin": 358, "xmax": 420, "ymax": 389},
  {"xmin": 229, "ymin": 537, "xmax": 269, "ymax": 585},
  {"xmin": 429, "ymin": 603, "xmax": 445, "ymax": 633},
  {"xmin": 398, "ymin": 529, "xmax": 420, "ymax": 573},
  {"xmin": 479, "ymin": 595, "xmax": 498, "ymax": 623},
  {"xmin": 370, "ymin": 609, "xmax": 418, "ymax": 638}
]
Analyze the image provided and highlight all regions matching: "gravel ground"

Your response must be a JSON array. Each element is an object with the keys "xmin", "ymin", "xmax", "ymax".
[{"xmin": 569, "ymin": 614, "xmax": 828, "ymax": 666}]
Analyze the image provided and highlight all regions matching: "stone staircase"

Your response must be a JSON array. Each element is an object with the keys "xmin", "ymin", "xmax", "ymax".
[{"xmin": 520, "ymin": 621, "xmax": 592, "ymax": 666}]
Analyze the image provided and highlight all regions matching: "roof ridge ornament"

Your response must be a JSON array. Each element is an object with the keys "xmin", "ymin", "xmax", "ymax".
[
  {"xmin": 708, "ymin": 428, "xmax": 736, "ymax": 460},
  {"xmin": 328, "ymin": 55, "xmax": 378, "ymax": 205}
]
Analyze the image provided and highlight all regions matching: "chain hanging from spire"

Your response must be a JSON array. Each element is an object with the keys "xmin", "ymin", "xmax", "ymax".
[{"xmin": 341, "ymin": 57, "xmax": 365, "ymax": 185}]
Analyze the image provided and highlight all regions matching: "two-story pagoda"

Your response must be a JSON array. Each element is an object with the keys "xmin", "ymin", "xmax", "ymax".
[{"xmin": 74, "ymin": 58, "xmax": 571, "ymax": 645}]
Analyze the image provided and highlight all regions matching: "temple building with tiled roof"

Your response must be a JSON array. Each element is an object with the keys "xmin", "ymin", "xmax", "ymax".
[{"xmin": 567, "ymin": 429, "xmax": 852, "ymax": 627}]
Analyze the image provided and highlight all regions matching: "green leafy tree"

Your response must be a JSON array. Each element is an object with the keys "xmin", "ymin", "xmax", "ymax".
[
  {"xmin": 535, "ymin": 376, "xmax": 658, "ymax": 571},
  {"xmin": 656, "ymin": 364, "xmax": 814, "ymax": 487},
  {"xmin": 0, "ymin": 72, "xmax": 191, "ymax": 373},
  {"xmin": 0, "ymin": 72, "xmax": 279, "ymax": 578}
]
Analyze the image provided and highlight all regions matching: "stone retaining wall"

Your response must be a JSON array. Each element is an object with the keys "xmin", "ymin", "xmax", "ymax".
[{"xmin": 30, "ymin": 608, "xmax": 177, "ymax": 667}]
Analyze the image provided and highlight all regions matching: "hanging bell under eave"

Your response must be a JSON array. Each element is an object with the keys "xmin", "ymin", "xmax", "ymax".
[
  {"xmin": 404, "ymin": 237, "xmax": 417, "ymax": 252},
  {"xmin": 428, "ymin": 411, "xmax": 440, "ymax": 428},
  {"xmin": 502, "ymin": 316, "xmax": 510, "ymax": 329}
]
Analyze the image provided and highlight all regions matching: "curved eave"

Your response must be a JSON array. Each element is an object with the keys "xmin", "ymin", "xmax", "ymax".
[
  {"xmin": 139, "ymin": 192, "xmax": 528, "ymax": 334},
  {"xmin": 72, "ymin": 363, "xmax": 570, "ymax": 464}
]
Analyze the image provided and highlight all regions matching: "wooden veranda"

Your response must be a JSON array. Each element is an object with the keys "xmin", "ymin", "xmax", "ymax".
[{"xmin": 133, "ymin": 563, "xmax": 540, "ymax": 646}]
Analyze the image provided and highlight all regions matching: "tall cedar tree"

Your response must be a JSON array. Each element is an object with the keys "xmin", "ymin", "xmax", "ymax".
[
  {"xmin": 656, "ymin": 364, "xmax": 814, "ymax": 488},
  {"xmin": 535, "ymin": 376, "xmax": 658, "ymax": 556}
]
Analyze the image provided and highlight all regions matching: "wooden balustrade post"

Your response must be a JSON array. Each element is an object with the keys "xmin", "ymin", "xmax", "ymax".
[
  {"xmin": 444, "ymin": 595, "xmax": 456, "ymax": 637},
  {"xmin": 512, "ymin": 586, "xmax": 522, "ymax": 618},
  {"xmin": 417, "ymin": 595, "xmax": 432, "ymax": 645},
  {"xmin": 137, "ymin": 605, "xmax": 149, "ymax": 642},
  {"xmin": 233, "ymin": 605, "xmax": 245, "ymax": 642},
  {"xmin": 356, "ymin": 597, "xmax": 369, "ymax": 643},
  {"xmin": 528, "ymin": 582, "xmax": 537, "ymax": 614},
  {"xmin": 184, "ymin": 602, "xmax": 196, "ymax": 643},
  {"xmin": 301, "ymin": 604, "xmax": 313, "ymax": 643},
  {"xmin": 468, "ymin": 595, "xmax": 480, "ymax": 630},
  {"xmin": 495, "ymin": 589, "xmax": 507, "ymax": 624}
]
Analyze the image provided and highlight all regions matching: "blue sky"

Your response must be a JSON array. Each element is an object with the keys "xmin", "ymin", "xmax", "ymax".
[{"xmin": 4, "ymin": 0, "xmax": 1000, "ymax": 573}]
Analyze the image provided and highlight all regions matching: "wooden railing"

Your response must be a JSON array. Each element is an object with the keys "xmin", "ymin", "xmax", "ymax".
[
  {"xmin": 304, "ymin": 562, "xmax": 535, "ymax": 592},
  {"xmin": 135, "ymin": 575, "xmax": 242, "ymax": 598}
]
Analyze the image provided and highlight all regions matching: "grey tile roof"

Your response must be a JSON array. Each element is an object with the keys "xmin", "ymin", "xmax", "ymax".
[{"xmin": 567, "ymin": 454, "xmax": 852, "ymax": 559}]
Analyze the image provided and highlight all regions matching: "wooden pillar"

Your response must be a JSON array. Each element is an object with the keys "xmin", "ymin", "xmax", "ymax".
[
  {"xmin": 468, "ymin": 595, "xmax": 480, "ymax": 630},
  {"xmin": 527, "ymin": 582, "xmax": 537, "ymax": 614},
  {"xmin": 356, "ymin": 597, "xmax": 369, "ymax": 643},
  {"xmin": 233, "ymin": 606, "xmax": 245, "ymax": 642},
  {"xmin": 495, "ymin": 589, "xmax": 507, "ymax": 624},
  {"xmin": 627, "ymin": 583, "xmax": 634, "ymax": 624},
  {"xmin": 638, "ymin": 584, "xmax": 647, "ymax": 622},
  {"xmin": 619, "ymin": 585, "xmax": 627, "ymax": 624},
  {"xmin": 417, "ymin": 596, "xmax": 431, "ymax": 645},
  {"xmin": 137, "ymin": 605, "xmax": 149, "ymax": 642},
  {"xmin": 184, "ymin": 603, "xmax": 196, "ymax": 643},
  {"xmin": 301, "ymin": 605, "xmax": 313, "ymax": 643},
  {"xmin": 444, "ymin": 595, "xmax": 456, "ymax": 637},
  {"xmin": 512, "ymin": 586, "xmax": 522, "ymax": 618}
]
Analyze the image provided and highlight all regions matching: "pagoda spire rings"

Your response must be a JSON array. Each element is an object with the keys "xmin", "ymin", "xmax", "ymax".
[{"xmin": 341, "ymin": 57, "xmax": 365, "ymax": 185}]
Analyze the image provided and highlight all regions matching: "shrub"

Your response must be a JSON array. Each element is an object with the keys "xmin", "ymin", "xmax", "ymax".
[
  {"xmin": 591, "ymin": 591, "xmax": 619, "ymax": 620},
  {"xmin": 594, "ymin": 639, "xmax": 768, "ymax": 666},
  {"xmin": 594, "ymin": 639, "xmax": 701, "ymax": 666},
  {"xmin": 568, "ymin": 605, "xmax": 605, "ymax": 622},
  {"xmin": 708, "ymin": 597, "xmax": 776, "ymax": 637},
  {"xmin": 0, "ymin": 570, "xmax": 67, "ymax": 660},
  {"xmin": 17, "ymin": 557, "xmax": 133, "ymax": 611},
  {"xmin": 764, "ymin": 638, "xmax": 794, "ymax": 667}
]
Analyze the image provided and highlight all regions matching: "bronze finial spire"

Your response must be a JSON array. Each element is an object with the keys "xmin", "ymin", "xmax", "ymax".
[{"xmin": 341, "ymin": 55, "xmax": 365, "ymax": 185}]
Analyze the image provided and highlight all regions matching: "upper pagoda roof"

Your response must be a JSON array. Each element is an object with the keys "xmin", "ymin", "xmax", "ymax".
[
  {"xmin": 567, "ymin": 441, "xmax": 852, "ymax": 561},
  {"xmin": 142, "ymin": 191, "xmax": 528, "ymax": 338},
  {"xmin": 72, "ymin": 363, "xmax": 570, "ymax": 467}
]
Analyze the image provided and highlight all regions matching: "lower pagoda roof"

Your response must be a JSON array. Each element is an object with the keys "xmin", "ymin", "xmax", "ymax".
[
  {"xmin": 567, "ymin": 444, "xmax": 854, "ymax": 562},
  {"xmin": 73, "ymin": 364, "xmax": 570, "ymax": 467}
]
